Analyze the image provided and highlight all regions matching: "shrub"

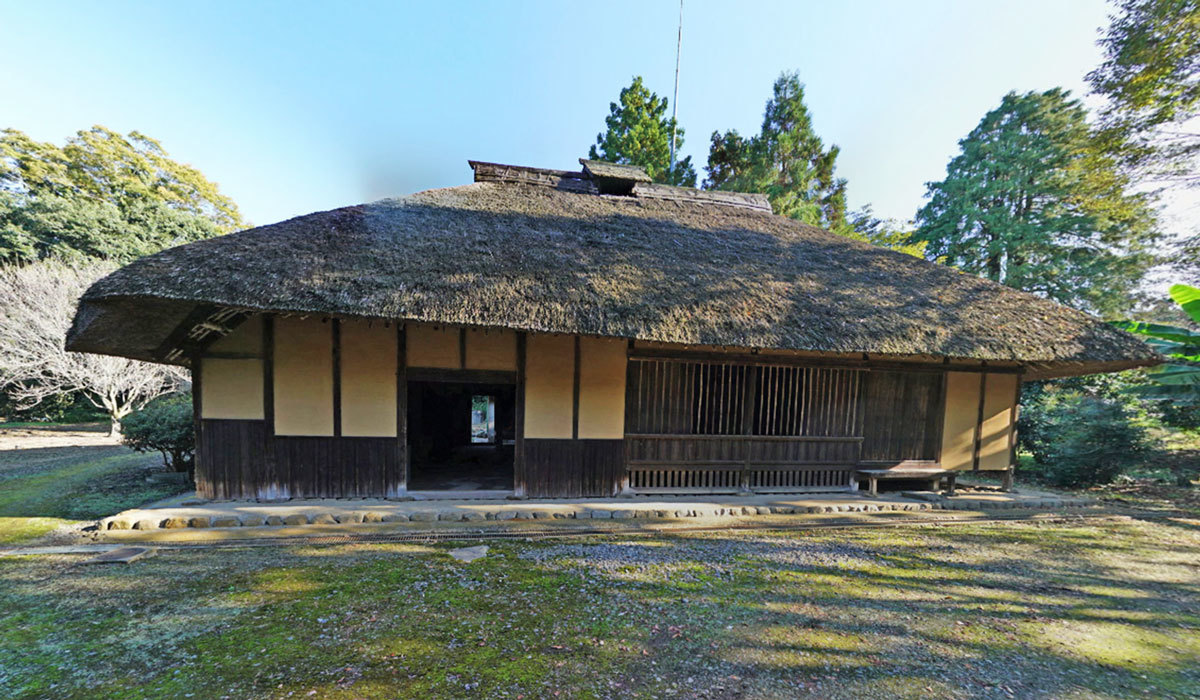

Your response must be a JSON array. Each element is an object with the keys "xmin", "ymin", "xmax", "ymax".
[
  {"xmin": 1159, "ymin": 400, "xmax": 1200, "ymax": 433},
  {"xmin": 1020, "ymin": 387, "xmax": 1154, "ymax": 488},
  {"xmin": 121, "ymin": 393, "xmax": 194, "ymax": 475},
  {"xmin": 0, "ymin": 388, "xmax": 107, "ymax": 424}
]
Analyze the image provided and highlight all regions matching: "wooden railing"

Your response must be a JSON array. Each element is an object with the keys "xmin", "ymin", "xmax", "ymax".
[{"xmin": 624, "ymin": 434, "xmax": 861, "ymax": 494}]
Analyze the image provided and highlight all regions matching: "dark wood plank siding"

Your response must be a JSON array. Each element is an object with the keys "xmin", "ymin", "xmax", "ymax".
[
  {"xmin": 859, "ymin": 370, "xmax": 944, "ymax": 464},
  {"xmin": 523, "ymin": 439, "xmax": 623, "ymax": 498},
  {"xmin": 197, "ymin": 419, "xmax": 267, "ymax": 500},
  {"xmin": 197, "ymin": 419, "xmax": 401, "ymax": 500},
  {"xmin": 275, "ymin": 436, "xmax": 399, "ymax": 499}
]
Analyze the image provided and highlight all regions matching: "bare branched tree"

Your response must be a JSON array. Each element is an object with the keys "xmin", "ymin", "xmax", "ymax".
[{"xmin": 0, "ymin": 260, "xmax": 186, "ymax": 435}]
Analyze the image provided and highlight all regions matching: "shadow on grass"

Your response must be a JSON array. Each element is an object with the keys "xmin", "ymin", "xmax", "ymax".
[
  {"xmin": 1, "ymin": 520, "xmax": 1198, "ymax": 699},
  {"xmin": 0, "ymin": 441, "xmax": 181, "ymax": 522}
]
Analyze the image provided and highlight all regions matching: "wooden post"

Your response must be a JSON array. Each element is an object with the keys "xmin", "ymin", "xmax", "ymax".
[
  {"xmin": 971, "ymin": 371, "xmax": 987, "ymax": 471},
  {"xmin": 331, "ymin": 319, "xmax": 342, "ymax": 438},
  {"xmin": 190, "ymin": 353, "xmax": 203, "ymax": 497},
  {"xmin": 514, "ymin": 332, "xmax": 526, "ymax": 498},
  {"xmin": 330, "ymin": 318, "xmax": 346, "ymax": 496},
  {"xmin": 740, "ymin": 365, "xmax": 758, "ymax": 493},
  {"xmin": 934, "ymin": 371, "xmax": 948, "ymax": 467},
  {"xmin": 1004, "ymin": 372, "xmax": 1022, "ymax": 492},
  {"xmin": 571, "ymin": 336, "xmax": 581, "ymax": 440},
  {"xmin": 262, "ymin": 314, "xmax": 277, "ymax": 500},
  {"xmin": 393, "ymin": 323, "xmax": 408, "ymax": 498},
  {"xmin": 619, "ymin": 342, "xmax": 635, "ymax": 496}
]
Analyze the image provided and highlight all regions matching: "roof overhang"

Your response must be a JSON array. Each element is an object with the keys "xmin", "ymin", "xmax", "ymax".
[
  {"xmin": 67, "ymin": 295, "xmax": 1163, "ymax": 380},
  {"xmin": 67, "ymin": 297, "xmax": 248, "ymax": 365}
]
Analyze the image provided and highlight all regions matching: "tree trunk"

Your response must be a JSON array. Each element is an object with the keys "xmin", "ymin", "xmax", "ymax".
[{"xmin": 106, "ymin": 398, "xmax": 133, "ymax": 439}]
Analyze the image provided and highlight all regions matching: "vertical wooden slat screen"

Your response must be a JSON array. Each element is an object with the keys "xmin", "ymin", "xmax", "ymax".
[{"xmin": 625, "ymin": 358, "xmax": 879, "ymax": 494}]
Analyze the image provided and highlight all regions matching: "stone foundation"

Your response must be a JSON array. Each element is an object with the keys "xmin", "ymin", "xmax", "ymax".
[{"xmin": 98, "ymin": 492, "xmax": 1092, "ymax": 532}]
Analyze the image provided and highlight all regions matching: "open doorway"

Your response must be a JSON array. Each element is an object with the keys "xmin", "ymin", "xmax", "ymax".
[{"xmin": 407, "ymin": 380, "xmax": 515, "ymax": 492}]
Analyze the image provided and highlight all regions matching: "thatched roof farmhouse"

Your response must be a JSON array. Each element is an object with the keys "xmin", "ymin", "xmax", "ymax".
[{"xmin": 67, "ymin": 160, "xmax": 1158, "ymax": 500}]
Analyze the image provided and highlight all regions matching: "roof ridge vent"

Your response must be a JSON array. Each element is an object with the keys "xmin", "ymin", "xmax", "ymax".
[
  {"xmin": 469, "ymin": 160, "xmax": 594, "ymax": 193},
  {"xmin": 631, "ymin": 182, "xmax": 773, "ymax": 213},
  {"xmin": 579, "ymin": 159, "xmax": 650, "ymax": 195},
  {"xmin": 468, "ymin": 159, "xmax": 772, "ymax": 212}
]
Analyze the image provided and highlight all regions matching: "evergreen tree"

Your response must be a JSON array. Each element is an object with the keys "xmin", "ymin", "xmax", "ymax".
[
  {"xmin": 846, "ymin": 206, "xmax": 929, "ymax": 259},
  {"xmin": 914, "ymin": 89, "xmax": 1159, "ymax": 316},
  {"xmin": 0, "ymin": 126, "xmax": 243, "ymax": 264},
  {"xmin": 704, "ymin": 72, "xmax": 847, "ymax": 231},
  {"xmin": 1088, "ymin": 0, "xmax": 1200, "ymax": 186},
  {"xmin": 588, "ymin": 77, "xmax": 696, "ymax": 187}
]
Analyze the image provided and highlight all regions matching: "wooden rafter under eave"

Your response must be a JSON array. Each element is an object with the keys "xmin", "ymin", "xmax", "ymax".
[{"xmin": 157, "ymin": 305, "xmax": 251, "ymax": 364}]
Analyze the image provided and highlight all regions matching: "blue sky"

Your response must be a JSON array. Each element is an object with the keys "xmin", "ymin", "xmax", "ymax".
[{"xmin": 2, "ymin": 0, "xmax": 1117, "ymax": 227}]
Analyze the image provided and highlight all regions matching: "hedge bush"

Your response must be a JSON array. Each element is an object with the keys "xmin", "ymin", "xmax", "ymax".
[
  {"xmin": 1020, "ymin": 385, "xmax": 1154, "ymax": 488},
  {"xmin": 121, "ymin": 393, "xmax": 194, "ymax": 475}
]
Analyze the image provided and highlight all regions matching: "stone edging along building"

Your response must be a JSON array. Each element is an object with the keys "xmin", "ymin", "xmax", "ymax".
[{"xmin": 66, "ymin": 159, "xmax": 1159, "ymax": 500}]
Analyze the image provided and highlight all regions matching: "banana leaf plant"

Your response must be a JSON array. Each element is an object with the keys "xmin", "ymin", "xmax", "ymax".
[{"xmin": 1112, "ymin": 284, "xmax": 1200, "ymax": 404}]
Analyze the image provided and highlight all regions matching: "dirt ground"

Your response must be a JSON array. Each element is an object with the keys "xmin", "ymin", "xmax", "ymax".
[{"xmin": 0, "ymin": 422, "xmax": 116, "ymax": 453}]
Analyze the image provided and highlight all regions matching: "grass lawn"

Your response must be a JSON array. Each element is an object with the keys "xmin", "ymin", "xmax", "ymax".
[
  {"xmin": 0, "ymin": 425, "xmax": 187, "ymax": 544},
  {"xmin": 1, "ymin": 519, "xmax": 1198, "ymax": 699}
]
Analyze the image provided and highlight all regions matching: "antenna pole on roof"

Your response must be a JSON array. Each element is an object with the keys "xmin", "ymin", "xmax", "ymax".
[{"xmin": 668, "ymin": 0, "xmax": 682, "ymax": 183}]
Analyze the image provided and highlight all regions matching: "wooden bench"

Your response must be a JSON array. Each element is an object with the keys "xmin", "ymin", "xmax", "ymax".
[{"xmin": 854, "ymin": 468, "xmax": 958, "ymax": 497}]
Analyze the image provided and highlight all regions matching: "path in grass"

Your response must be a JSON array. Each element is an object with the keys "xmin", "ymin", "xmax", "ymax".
[
  {"xmin": 0, "ymin": 425, "xmax": 186, "ymax": 544},
  {"xmin": 1, "ymin": 519, "xmax": 1197, "ymax": 699}
]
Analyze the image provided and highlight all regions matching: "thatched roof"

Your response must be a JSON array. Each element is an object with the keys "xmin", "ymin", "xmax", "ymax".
[{"xmin": 67, "ymin": 160, "xmax": 1159, "ymax": 378}]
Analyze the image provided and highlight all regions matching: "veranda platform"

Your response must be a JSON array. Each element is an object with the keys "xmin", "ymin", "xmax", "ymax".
[{"xmin": 97, "ymin": 487, "xmax": 1092, "ymax": 538}]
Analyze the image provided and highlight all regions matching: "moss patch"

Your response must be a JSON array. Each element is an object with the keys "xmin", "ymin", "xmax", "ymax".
[
  {"xmin": 1, "ymin": 520, "xmax": 1198, "ymax": 698},
  {"xmin": 0, "ymin": 430, "xmax": 187, "ymax": 545},
  {"xmin": 0, "ymin": 517, "xmax": 74, "ymax": 545}
]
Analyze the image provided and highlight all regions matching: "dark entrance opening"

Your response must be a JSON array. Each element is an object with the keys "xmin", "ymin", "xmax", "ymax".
[{"xmin": 407, "ymin": 380, "xmax": 515, "ymax": 492}]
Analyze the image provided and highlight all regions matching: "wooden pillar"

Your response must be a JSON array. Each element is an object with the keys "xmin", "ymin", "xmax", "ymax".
[
  {"xmin": 619, "ymin": 340, "xmax": 634, "ymax": 495},
  {"xmin": 261, "ymin": 314, "xmax": 277, "ymax": 500},
  {"xmin": 1004, "ymin": 372, "xmax": 1022, "ymax": 491},
  {"xmin": 514, "ymin": 331, "xmax": 527, "ymax": 498},
  {"xmin": 740, "ymin": 365, "xmax": 758, "ymax": 493},
  {"xmin": 971, "ymin": 371, "xmax": 987, "ymax": 472},
  {"xmin": 331, "ymin": 319, "xmax": 342, "ymax": 438},
  {"xmin": 571, "ymin": 335, "xmax": 581, "ymax": 440},
  {"xmin": 392, "ymin": 323, "xmax": 408, "ymax": 498},
  {"xmin": 190, "ymin": 353, "xmax": 205, "ymax": 498},
  {"xmin": 933, "ymin": 371, "xmax": 948, "ymax": 467}
]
